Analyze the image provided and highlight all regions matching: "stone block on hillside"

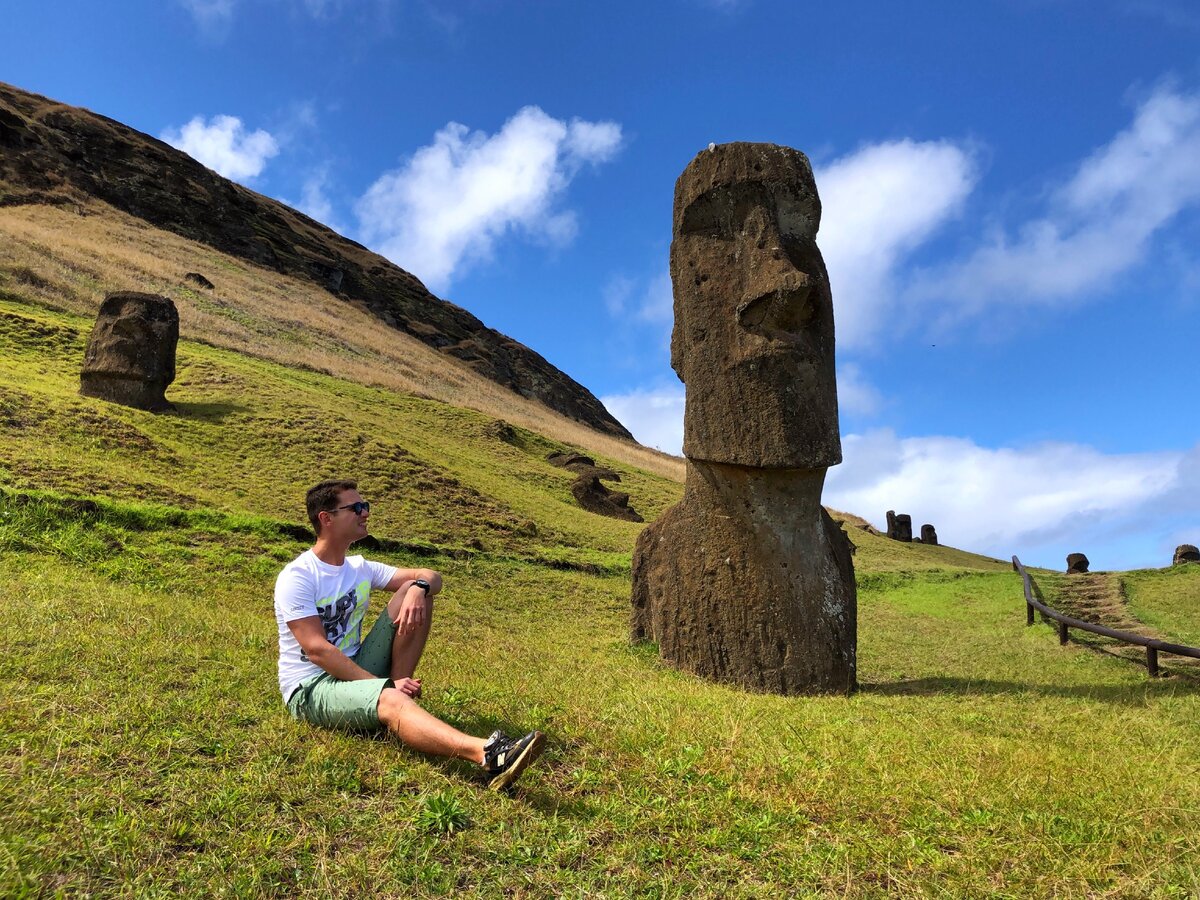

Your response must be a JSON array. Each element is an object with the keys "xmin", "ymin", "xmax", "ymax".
[
  {"xmin": 184, "ymin": 272, "xmax": 214, "ymax": 290},
  {"xmin": 921, "ymin": 524, "xmax": 938, "ymax": 546},
  {"xmin": 1066, "ymin": 553, "xmax": 1090, "ymax": 574},
  {"xmin": 886, "ymin": 510, "xmax": 913, "ymax": 542},
  {"xmin": 1173, "ymin": 544, "xmax": 1199, "ymax": 565},
  {"xmin": 79, "ymin": 291, "xmax": 178, "ymax": 412}
]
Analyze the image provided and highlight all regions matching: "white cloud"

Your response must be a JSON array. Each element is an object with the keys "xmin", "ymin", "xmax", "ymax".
[
  {"xmin": 912, "ymin": 83, "xmax": 1200, "ymax": 321},
  {"xmin": 177, "ymin": 0, "xmax": 235, "ymax": 30},
  {"xmin": 836, "ymin": 363, "xmax": 883, "ymax": 417},
  {"xmin": 161, "ymin": 115, "xmax": 279, "ymax": 182},
  {"xmin": 286, "ymin": 168, "xmax": 343, "ymax": 232},
  {"xmin": 825, "ymin": 429, "xmax": 1197, "ymax": 569},
  {"xmin": 816, "ymin": 139, "xmax": 976, "ymax": 348},
  {"xmin": 600, "ymin": 386, "xmax": 686, "ymax": 455},
  {"xmin": 355, "ymin": 106, "xmax": 623, "ymax": 292},
  {"xmin": 603, "ymin": 275, "xmax": 635, "ymax": 316}
]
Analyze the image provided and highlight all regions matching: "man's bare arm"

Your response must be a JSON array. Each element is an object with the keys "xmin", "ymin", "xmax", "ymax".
[
  {"xmin": 287, "ymin": 616, "xmax": 377, "ymax": 682},
  {"xmin": 384, "ymin": 568, "xmax": 442, "ymax": 596}
]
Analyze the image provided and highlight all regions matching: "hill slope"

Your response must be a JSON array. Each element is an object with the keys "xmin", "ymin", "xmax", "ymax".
[
  {"xmin": 0, "ymin": 80, "xmax": 631, "ymax": 439},
  {"xmin": 2, "ymin": 286, "xmax": 1199, "ymax": 897}
]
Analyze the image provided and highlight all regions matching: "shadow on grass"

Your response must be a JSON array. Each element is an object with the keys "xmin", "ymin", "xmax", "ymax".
[
  {"xmin": 166, "ymin": 400, "xmax": 246, "ymax": 421},
  {"xmin": 861, "ymin": 674, "xmax": 1200, "ymax": 704}
]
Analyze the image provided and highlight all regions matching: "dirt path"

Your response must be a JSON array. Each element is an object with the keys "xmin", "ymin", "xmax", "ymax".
[{"xmin": 1035, "ymin": 572, "xmax": 1200, "ymax": 677}]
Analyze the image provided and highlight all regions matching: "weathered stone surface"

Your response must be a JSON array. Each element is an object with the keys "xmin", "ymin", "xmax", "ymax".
[
  {"xmin": 79, "ymin": 292, "xmax": 178, "ymax": 411},
  {"xmin": 633, "ymin": 463, "xmax": 855, "ymax": 693},
  {"xmin": 671, "ymin": 143, "xmax": 839, "ymax": 468},
  {"xmin": 921, "ymin": 524, "xmax": 938, "ymax": 546},
  {"xmin": 1066, "ymin": 553, "xmax": 1090, "ymax": 574},
  {"xmin": 571, "ymin": 473, "xmax": 643, "ymax": 522},
  {"xmin": 1174, "ymin": 544, "xmax": 1200, "ymax": 565},
  {"xmin": 184, "ymin": 272, "xmax": 214, "ymax": 290},
  {"xmin": 886, "ymin": 511, "xmax": 913, "ymax": 542},
  {"xmin": 0, "ymin": 81, "xmax": 631, "ymax": 439},
  {"xmin": 632, "ymin": 142, "xmax": 856, "ymax": 695},
  {"xmin": 547, "ymin": 452, "xmax": 596, "ymax": 469},
  {"xmin": 548, "ymin": 451, "xmax": 641, "ymax": 521}
]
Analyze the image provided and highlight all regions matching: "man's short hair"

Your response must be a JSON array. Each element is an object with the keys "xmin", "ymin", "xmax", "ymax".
[{"xmin": 306, "ymin": 479, "xmax": 358, "ymax": 535}]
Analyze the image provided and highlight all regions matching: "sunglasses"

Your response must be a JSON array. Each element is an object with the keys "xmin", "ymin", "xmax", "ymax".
[{"xmin": 333, "ymin": 501, "xmax": 371, "ymax": 516}]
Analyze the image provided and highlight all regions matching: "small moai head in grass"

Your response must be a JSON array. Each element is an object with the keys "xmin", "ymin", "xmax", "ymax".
[
  {"xmin": 670, "ymin": 142, "xmax": 840, "ymax": 468},
  {"xmin": 1066, "ymin": 553, "xmax": 1090, "ymax": 574},
  {"xmin": 1173, "ymin": 544, "xmax": 1199, "ymax": 565},
  {"xmin": 79, "ymin": 291, "xmax": 179, "ymax": 412}
]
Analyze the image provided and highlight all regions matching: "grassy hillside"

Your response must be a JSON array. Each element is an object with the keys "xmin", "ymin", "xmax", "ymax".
[
  {"xmin": 0, "ymin": 200, "xmax": 683, "ymax": 482},
  {"xmin": 2, "ymin": 283, "xmax": 1199, "ymax": 896},
  {"xmin": 1125, "ymin": 565, "xmax": 1200, "ymax": 647}
]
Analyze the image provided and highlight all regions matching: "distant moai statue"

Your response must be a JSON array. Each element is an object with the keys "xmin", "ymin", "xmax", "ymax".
[
  {"xmin": 920, "ymin": 524, "xmax": 938, "ymax": 546},
  {"xmin": 631, "ymin": 142, "xmax": 856, "ymax": 695},
  {"xmin": 80, "ymin": 292, "xmax": 178, "ymax": 411},
  {"xmin": 1066, "ymin": 553, "xmax": 1090, "ymax": 574},
  {"xmin": 1173, "ymin": 544, "xmax": 1199, "ymax": 565},
  {"xmin": 886, "ymin": 511, "xmax": 913, "ymax": 542}
]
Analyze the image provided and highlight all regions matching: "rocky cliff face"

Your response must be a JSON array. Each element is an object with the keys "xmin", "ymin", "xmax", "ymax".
[{"xmin": 0, "ymin": 81, "xmax": 632, "ymax": 439}]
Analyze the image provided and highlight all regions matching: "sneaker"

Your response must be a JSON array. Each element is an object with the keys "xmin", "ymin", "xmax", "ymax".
[{"xmin": 482, "ymin": 729, "xmax": 546, "ymax": 790}]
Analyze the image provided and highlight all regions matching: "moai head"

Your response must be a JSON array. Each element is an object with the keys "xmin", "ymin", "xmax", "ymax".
[
  {"xmin": 80, "ymin": 292, "xmax": 179, "ymax": 410},
  {"xmin": 670, "ymin": 142, "xmax": 841, "ymax": 468}
]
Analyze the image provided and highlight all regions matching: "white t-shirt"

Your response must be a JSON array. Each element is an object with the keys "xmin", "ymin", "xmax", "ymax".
[{"xmin": 274, "ymin": 549, "xmax": 398, "ymax": 702}]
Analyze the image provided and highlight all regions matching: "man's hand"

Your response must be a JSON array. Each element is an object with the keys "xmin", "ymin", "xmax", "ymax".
[
  {"xmin": 390, "ymin": 581, "xmax": 432, "ymax": 635},
  {"xmin": 394, "ymin": 676, "xmax": 422, "ymax": 699}
]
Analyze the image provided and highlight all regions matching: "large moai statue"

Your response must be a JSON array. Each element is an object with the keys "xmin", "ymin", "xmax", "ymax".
[
  {"xmin": 886, "ymin": 511, "xmax": 913, "ymax": 542},
  {"xmin": 80, "ymin": 292, "xmax": 179, "ymax": 411},
  {"xmin": 630, "ymin": 142, "xmax": 856, "ymax": 695}
]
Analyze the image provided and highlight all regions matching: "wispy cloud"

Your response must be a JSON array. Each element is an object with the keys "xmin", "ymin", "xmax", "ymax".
[
  {"xmin": 176, "ymin": 0, "xmax": 235, "ymax": 32},
  {"xmin": 825, "ymin": 430, "xmax": 1197, "ymax": 569},
  {"xmin": 355, "ymin": 106, "xmax": 622, "ymax": 292},
  {"xmin": 284, "ymin": 166, "xmax": 344, "ymax": 232},
  {"xmin": 599, "ymin": 386, "xmax": 686, "ymax": 455},
  {"xmin": 816, "ymin": 139, "xmax": 977, "ymax": 349},
  {"xmin": 161, "ymin": 114, "xmax": 279, "ymax": 182},
  {"xmin": 911, "ymin": 83, "xmax": 1200, "ymax": 324}
]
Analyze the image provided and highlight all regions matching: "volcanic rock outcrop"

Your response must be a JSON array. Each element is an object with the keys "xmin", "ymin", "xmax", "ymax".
[
  {"xmin": 0, "ymin": 81, "xmax": 630, "ymax": 439},
  {"xmin": 921, "ymin": 524, "xmax": 938, "ymax": 546},
  {"xmin": 886, "ymin": 511, "xmax": 913, "ymax": 542},
  {"xmin": 1174, "ymin": 544, "xmax": 1199, "ymax": 565},
  {"xmin": 1066, "ymin": 553, "xmax": 1090, "ymax": 574},
  {"xmin": 547, "ymin": 452, "xmax": 642, "ymax": 522},
  {"xmin": 631, "ymin": 142, "xmax": 856, "ymax": 695},
  {"xmin": 79, "ymin": 292, "xmax": 178, "ymax": 411}
]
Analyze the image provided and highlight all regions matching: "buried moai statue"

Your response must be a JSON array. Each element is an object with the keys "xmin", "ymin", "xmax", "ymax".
[
  {"xmin": 630, "ymin": 142, "xmax": 856, "ymax": 695},
  {"xmin": 1174, "ymin": 544, "xmax": 1199, "ymax": 565},
  {"xmin": 886, "ymin": 511, "xmax": 913, "ymax": 542},
  {"xmin": 920, "ymin": 524, "xmax": 938, "ymax": 546},
  {"xmin": 80, "ymin": 292, "xmax": 179, "ymax": 412},
  {"xmin": 1066, "ymin": 553, "xmax": 1090, "ymax": 574}
]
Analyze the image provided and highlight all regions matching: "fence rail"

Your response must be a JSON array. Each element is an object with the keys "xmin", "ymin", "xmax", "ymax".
[{"xmin": 1011, "ymin": 555, "xmax": 1200, "ymax": 677}]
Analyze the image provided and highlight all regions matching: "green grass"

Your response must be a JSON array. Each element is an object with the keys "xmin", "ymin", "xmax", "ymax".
[
  {"xmin": 1124, "ymin": 565, "xmax": 1200, "ymax": 647},
  {"xmin": 2, "ymin": 292, "xmax": 1200, "ymax": 897}
]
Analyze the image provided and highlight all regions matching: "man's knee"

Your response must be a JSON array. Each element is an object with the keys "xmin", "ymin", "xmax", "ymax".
[{"xmin": 376, "ymin": 686, "xmax": 414, "ymax": 726}]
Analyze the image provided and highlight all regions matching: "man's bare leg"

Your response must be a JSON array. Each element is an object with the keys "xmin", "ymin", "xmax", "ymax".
[
  {"xmin": 387, "ymin": 591, "xmax": 431, "ymax": 684},
  {"xmin": 377, "ymin": 688, "xmax": 485, "ymax": 764}
]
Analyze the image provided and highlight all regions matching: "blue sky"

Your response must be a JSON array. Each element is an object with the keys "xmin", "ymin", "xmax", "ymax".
[{"xmin": 6, "ymin": 0, "xmax": 1199, "ymax": 570}]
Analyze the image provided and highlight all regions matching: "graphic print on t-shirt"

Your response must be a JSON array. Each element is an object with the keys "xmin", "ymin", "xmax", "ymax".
[{"xmin": 299, "ymin": 579, "xmax": 370, "ymax": 661}]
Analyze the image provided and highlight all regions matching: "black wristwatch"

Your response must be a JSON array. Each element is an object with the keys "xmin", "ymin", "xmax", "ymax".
[{"xmin": 412, "ymin": 579, "xmax": 431, "ymax": 597}]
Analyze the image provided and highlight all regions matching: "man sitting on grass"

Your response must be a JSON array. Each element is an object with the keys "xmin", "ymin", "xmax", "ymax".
[{"xmin": 274, "ymin": 478, "xmax": 545, "ymax": 790}]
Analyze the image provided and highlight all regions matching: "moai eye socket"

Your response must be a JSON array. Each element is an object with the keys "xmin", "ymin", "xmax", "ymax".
[{"xmin": 679, "ymin": 184, "xmax": 769, "ymax": 239}]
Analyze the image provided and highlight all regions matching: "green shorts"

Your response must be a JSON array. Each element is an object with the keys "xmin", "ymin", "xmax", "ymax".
[{"xmin": 286, "ymin": 608, "xmax": 397, "ymax": 731}]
